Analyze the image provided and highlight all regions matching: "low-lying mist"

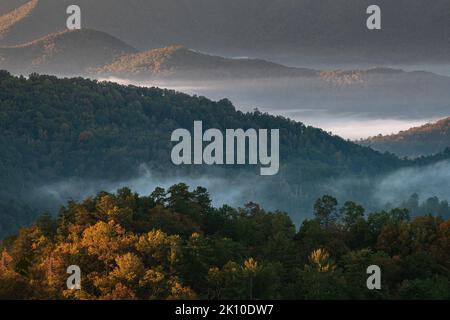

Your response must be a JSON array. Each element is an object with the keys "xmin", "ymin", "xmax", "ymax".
[
  {"xmin": 98, "ymin": 75, "xmax": 450, "ymax": 140},
  {"xmin": 33, "ymin": 165, "xmax": 268, "ymax": 214},
  {"xmin": 373, "ymin": 160, "xmax": 450, "ymax": 207},
  {"xmin": 23, "ymin": 70, "xmax": 450, "ymax": 222},
  {"xmin": 30, "ymin": 160, "xmax": 450, "ymax": 224}
]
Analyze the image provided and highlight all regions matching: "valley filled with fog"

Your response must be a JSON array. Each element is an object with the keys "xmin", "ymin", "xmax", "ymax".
[{"xmin": 101, "ymin": 63, "xmax": 450, "ymax": 140}]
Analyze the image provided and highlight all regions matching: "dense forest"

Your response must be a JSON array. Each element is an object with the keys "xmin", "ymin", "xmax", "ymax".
[
  {"xmin": 0, "ymin": 183, "xmax": 449, "ymax": 300},
  {"xmin": 1, "ymin": 70, "xmax": 450, "ymax": 238}
]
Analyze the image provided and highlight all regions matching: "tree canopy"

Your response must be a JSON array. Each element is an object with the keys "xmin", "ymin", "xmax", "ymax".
[{"xmin": 1, "ymin": 184, "xmax": 448, "ymax": 300}]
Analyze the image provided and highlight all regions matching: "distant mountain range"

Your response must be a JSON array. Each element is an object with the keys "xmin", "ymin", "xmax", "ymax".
[
  {"xmin": 0, "ymin": 0, "xmax": 449, "ymax": 66},
  {"xmin": 1, "ymin": 26, "xmax": 449, "ymax": 124},
  {"xmin": 0, "ymin": 28, "xmax": 318, "ymax": 79},
  {"xmin": 359, "ymin": 118, "xmax": 450, "ymax": 158},
  {"xmin": 0, "ymin": 29, "xmax": 136, "ymax": 76},
  {"xmin": 0, "ymin": 1, "xmax": 449, "ymax": 137},
  {"xmin": 2, "ymin": 27, "xmax": 450, "ymax": 87},
  {"xmin": 93, "ymin": 44, "xmax": 318, "ymax": 80}
]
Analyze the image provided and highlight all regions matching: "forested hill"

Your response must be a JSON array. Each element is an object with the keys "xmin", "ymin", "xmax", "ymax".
[
  {"xmin": 0, "ymin": 70, "xmax": 403, "ymax": 181},
  {"xmin": 359, "ymin": 118, "xmax": 450, "ymax": 158},
  {"xmin": 0, "ymin": 71, "xmax": 446, "ymax": 238}
]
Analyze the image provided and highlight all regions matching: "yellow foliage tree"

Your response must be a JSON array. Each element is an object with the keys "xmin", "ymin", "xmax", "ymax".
[{"xmin": 309, "ymin": 248, "xmax": 336, "ymax": 273}]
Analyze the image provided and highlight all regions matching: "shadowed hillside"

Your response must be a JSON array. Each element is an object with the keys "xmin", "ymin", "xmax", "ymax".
[
  {"xmin": 0, "ymin": 29, "xmax": 137, "ymax": 76},
  {"xmin": 94, "ymin": 45, "xmax": 318, "ymax": 80}
]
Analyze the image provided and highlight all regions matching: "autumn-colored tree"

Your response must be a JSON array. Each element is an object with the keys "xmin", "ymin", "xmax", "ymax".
[
  {"xmin": 136, "ymin": 229, "xmax": 181, "ymax": 271},
  {"xmin": 80, "ymin": 221, "xmax": 137, "ymax": 271}
]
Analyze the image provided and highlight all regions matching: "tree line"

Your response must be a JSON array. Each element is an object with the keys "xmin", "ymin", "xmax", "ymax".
[{"xmin": 1, "ymin": 183, "xmax": 449, "ymax": 300}]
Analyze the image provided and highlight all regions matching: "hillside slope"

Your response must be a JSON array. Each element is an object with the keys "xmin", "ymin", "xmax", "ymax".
[
  {"xmin": 94, "ymin": 45, "xmax": 318, "ymax": 80},
  {"xmin": 0, "ymin": 29, "xmax": 137, "ymax": 75},
  {"xmin": 0, "ymin": 71, "xmax": 415, "ymax": 237},
  {"xmin": 360, "ymin": 117, "xmax": 450, "ymax": 157},
  {"xmin": 94, "ymin": 46, "xmax": 450, "ymax": 87}
]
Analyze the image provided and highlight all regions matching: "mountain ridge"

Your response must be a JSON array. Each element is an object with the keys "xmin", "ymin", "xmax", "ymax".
[
  {"xmin": 0, "ymin": 28, "xmax": 137, "ymax": 76},
  {"xmin": 4, "ymin": 28, "xmax": 445, "ymax": 84},
  {"xmin": 0, "ymin": 26, "xmax": 449, "ymax": 132},
  {"xmin": 359, "ymin": 117, "xmax": 450, "ymax": 157},
  {"xmin": 93, "ymin": 44, "xmax": 319, "ymax": 80},
  {"xmin": 1, "ymin": 0, "xmax": 449, "ymax": 65}
]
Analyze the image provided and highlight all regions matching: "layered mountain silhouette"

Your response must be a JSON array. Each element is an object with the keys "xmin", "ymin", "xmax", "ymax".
[
  {"xmin": 93, "ymin": 45, "xmax": 318, "ymax": 80},
  {"xmin": 0, "ymin": 1, "xmax": 449, "ymax": 129},
  {"xmin": 0, "ymin": 31, "xmax": 318, "ymax": 79},
  {"xmin": 1, "ymin": 27, "xmax": 449, "ymax": 123},
  {"xmin": 3, "ymin": 26, "xmax": 447, "ymax": 85},
  {"xmin": 94, "ymin": 48, "xmax": 450, "ymax": 87},
  {"xmin": 0, "ymin": 29, "xmax": 137, "ymax": 75},
  {"xmin": 360, "ymin": 118, "xmax": 450, "ymax": 158},
  {"xmin": 0, "ymin": 14, "xmax": 449, "ymax": 125},
  {"xmin": 0, "ymin": 0, "xmax": 449, "ymax": 65}
]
